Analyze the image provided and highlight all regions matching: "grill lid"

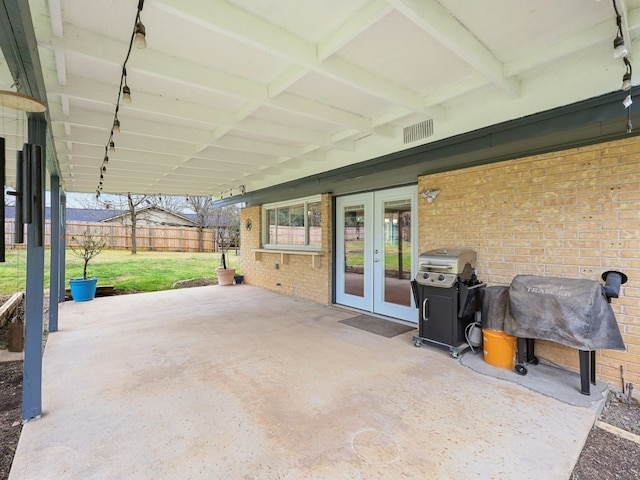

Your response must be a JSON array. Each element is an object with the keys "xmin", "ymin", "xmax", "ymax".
[{"xmin": 419, "ymin": 248, "xmax": 477, "ymax": 274}]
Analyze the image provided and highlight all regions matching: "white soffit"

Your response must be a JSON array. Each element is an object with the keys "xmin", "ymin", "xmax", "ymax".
[{"xmin": 0, "ymin": 0, "xmax": 633, "ymax": 197}]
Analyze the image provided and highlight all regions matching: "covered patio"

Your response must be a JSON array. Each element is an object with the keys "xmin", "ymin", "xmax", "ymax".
[{"xmin": 10, "ymin": 285, "xmax": 601, "ymax": 479}]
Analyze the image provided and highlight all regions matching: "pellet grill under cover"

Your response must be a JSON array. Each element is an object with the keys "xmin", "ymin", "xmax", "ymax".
[
  {"xmin": 482, "ymin": 273, "xmax": 627, "ymax": 395},
  {"xmin": 411, "ymin": 248, "xmax": 485, "ymax": 357}
]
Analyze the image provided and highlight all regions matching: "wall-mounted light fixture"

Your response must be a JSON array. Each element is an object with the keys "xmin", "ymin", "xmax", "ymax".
[{"xmin": 421, "ymin": 189, "xmax": 440, "ymax": 203}]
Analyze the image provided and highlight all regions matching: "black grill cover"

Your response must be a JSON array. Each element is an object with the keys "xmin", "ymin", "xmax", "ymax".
[
  {"xmin": 504, "ymin": 275, "xmax": 625, "ymax": 351},
  {"xmin": 481, "ymin": 286, "xmax": 510, "ymax": 331}
]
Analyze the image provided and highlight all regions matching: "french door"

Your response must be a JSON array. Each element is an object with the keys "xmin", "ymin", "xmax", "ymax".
[{"xmin": 335, "ymin": 186, "xmax": 417, "ymax": 322}]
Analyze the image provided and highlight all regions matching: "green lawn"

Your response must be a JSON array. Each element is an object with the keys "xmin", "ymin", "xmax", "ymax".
[
  {"xmin": 344, "ymin": 240, "xmax": 412, "ymax": 270},
  {"xmin": 0, "ymin": 249, "xmax": 241, "ymax": 295}
]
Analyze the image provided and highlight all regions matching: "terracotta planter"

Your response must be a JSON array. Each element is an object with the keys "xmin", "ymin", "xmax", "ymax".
[{"xmin": 216, "ymin": 268, "xmax": 236, "ymax": 286}]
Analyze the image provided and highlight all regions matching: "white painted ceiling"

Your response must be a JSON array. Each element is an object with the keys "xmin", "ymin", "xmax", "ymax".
[{"xmin": 1, "ymin": 0, "xmax": 638, "ymax": 198}]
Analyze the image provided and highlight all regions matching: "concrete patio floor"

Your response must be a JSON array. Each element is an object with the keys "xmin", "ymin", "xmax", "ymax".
[{"xmin": 10, "ymin": 285, "xmax": 603, "ymax": 479}]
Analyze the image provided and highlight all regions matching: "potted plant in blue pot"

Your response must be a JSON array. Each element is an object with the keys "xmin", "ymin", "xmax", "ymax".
[{"xmin": 69, "ymin": 230, "xmax": 107, "ymax": 301}]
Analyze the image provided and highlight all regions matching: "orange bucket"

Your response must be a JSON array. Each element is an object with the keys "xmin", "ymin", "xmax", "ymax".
[{"xmin": 482, "ymin": 329, "xmax": 517, "ymax": 369}]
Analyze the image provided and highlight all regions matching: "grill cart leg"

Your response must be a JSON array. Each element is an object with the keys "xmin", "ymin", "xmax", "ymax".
[
  {"xmin": 515, "ymin": 338, "xmax": 528, "ymax": 375},
  {"xmin": 579, "ymin": 350, "xmax": 596, "ymax": 395},
  {"xmin": 514, "ymin": 338, "xmax": 539, "ymax": 376}
]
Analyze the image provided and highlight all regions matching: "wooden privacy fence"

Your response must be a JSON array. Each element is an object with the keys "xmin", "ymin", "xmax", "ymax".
[{"xmin": 4, "ymin": 220, "xmax": 223, "ymax": 253}]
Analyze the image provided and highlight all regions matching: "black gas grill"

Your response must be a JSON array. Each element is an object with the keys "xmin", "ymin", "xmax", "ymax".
[{"xmin": 411, "ymin": 248, "xmax": 484, "ymax": 357}]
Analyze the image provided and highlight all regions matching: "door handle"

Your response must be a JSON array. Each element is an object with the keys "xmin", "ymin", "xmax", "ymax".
[{"xmin": 422, "ymin": 298, "xmax": 429, "ymax": 322}]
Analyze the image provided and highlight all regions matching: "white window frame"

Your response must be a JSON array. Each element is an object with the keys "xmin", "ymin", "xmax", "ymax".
[{"xmin": 262, "ymin": 195, "xmax": 322, "ymax": 251}]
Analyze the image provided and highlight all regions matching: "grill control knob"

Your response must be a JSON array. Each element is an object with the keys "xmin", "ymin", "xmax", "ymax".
[
  {"xmin": 438, "ymin": 274, "xmax": 445, "ymax": 281},
  {"xmin": 422, "ymin": 273, "xmax": 429, "ymax": 280}
]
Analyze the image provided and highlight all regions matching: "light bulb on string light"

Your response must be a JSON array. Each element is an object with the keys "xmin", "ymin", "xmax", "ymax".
[
  {"xmin": 121, "ymin": 68, "xmax": 132, "ymax": 104},
  {"xmin": 109, "ymin": 140, "xmax": 115, "ymax": 152},
  {"xmin": 113, "ymin": 117, "xmax": 120, "ymax": 133},
  {"xmin": 622, "ymin": 57, "xmax": 633, "ymax": 91},
  {"xmin": 122, "ymin": 84, "xmax": 132, "ymax": 104},
  {"xmin": 134, "ymin": 21, "xmax": 147, "ymax": 49},
  {"xmin": 614, "ymin": 36, "xmax": 628, "ymax": 58},
  {"xmin": 613, "ymin": 2, "xmax": 628, "ymax": 59}
]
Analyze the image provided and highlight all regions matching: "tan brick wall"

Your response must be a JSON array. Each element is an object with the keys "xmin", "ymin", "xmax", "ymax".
[
  {"xmin": 418, "ymin": 137, "xmax": 640, "ymax": 394},
  {"xmin": 240, "ymin": 193, "xmax": 333, "ymax": 305}
]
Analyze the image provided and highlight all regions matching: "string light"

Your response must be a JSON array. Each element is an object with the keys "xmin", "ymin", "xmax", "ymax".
[
  {"xmin": 96, "ymin": 0, "xmax": 147, "ymax": 197},
  {"xmin": 216, "ymin": 185, "xmax": 247, "ymax": 200},
  {"xmin": 612, "ymin": 0, "xmax": 633, "ymax": 133}
]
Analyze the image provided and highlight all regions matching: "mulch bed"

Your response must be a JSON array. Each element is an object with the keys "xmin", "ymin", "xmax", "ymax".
[
  {"xmin": 570, "ymin": 392, "xmax": 640, "ymax": 480},
  {"xmin": 0, "ymin": 361, "xmax": 22, "ymax": 480},
  {"xmin": 0, "ymin": 292, "xmax": 24, "ymax": 479}
]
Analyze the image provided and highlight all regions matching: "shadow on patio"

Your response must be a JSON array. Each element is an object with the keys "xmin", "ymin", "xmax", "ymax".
[{"xmin": 10, "ymin": 285, "xmax": 601, "ymax": 479}]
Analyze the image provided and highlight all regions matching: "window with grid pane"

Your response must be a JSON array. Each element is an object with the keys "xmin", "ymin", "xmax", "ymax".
[{"xmin": 263, "ymin": 196, "xmax": 322, "ymax": 249}]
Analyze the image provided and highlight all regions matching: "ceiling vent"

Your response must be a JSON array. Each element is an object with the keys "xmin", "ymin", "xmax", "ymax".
[{"xmin": 403, "ymin": 119, "xmax": 433, "ymax": 144}]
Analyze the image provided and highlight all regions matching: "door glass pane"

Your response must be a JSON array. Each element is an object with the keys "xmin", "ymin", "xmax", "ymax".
[
  {"xmin": 383, "ymin": 199, "xmax": 412, "ymax": 306},
  {"xmin": 343, "ymin": 204, "xmax": 365, "ymax": 297}
]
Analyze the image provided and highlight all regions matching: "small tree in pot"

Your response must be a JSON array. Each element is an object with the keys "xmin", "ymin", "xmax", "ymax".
[
  {"xmin": 68, "ymin": 229, "xmax": 107, "ymax": 301},
  {"xmin": 216, "ymin": 224, "xmax": 239, "ymax": 285},
  {"xmin": 213, "ymin": 205, "xmax": 240, "ymax": 285}
]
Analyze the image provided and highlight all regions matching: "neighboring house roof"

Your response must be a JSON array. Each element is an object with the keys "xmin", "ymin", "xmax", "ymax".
[
  {"xmin": 3, "ymin": 204, "xmax": 234, "ymax": 228},
  {"xmin": 181, "ymin": 213, "xmax": 234, "ymax": 228},
  {"xmin": 100, "ymin": 205, "xmax": 197, "ymax": 227},
  {"xmin": 4, "ymin": 206, "xmax": 121, "ymax": 222},
  {"xmin": 68, "ymin": 208, "xmax": 124, "ymax": 222}
]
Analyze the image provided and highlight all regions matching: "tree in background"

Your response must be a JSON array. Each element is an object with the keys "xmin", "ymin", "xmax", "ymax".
[
  {"xmin": 185, "ymin": 195, "xmax": 214, "ymax": 252},
  {"xmin": 210, "ymin": 204, "xmax": 240, "ymax": 267},
  {"xmin": 61, "ymin": 192, "xmax": 242, "ymax": 255},
  {"xmin": 126, "ymin": 193, "xmax": 150, "ymax": 254},
  {"xmin": 80, "ymin": 193, "xmax": 151, "ymax": 255},
  {"xmin": 148, "ymin": 194, "xmax": 185, "ymax": 214}
]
